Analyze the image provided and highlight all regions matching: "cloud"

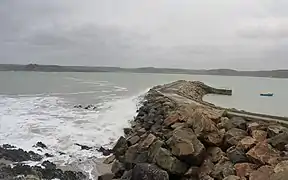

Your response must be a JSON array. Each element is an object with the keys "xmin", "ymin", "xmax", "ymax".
[{"xmin": 238, "ymin": 17, "xmax": 288, "ymax": 39}]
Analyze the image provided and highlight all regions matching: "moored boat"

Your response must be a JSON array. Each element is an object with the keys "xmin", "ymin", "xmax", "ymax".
[{"xmin": 260, "ymin": 93, "xmax": 274, "ymax": 97}]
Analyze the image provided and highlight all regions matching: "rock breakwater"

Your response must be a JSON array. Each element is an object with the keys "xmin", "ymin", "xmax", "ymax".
[{"xmin": 101, "ymin": 80, "xmax": 288, "ymax": 180}]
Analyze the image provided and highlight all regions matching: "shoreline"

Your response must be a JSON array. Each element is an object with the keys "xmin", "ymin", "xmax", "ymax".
[
  {"xmin": 99, "ymin": 80, "xmax": 288, "ymax": 180},
  {"xmin": 2, "ymin": 80, "xmax": 288, "ymax": 179}
]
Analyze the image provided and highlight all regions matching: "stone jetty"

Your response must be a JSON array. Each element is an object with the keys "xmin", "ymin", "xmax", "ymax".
[{"xmin": 100, "ymin": 80, "xmax": 288, "ymax": 180}]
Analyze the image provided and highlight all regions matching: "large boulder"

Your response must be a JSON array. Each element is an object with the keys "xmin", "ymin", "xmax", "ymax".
[
  {"xmin": 249, "ymin": 165, "xmax": 274, "ymax": 180},
  {"xmin": 234, "ymin": 163, "xmax": 257, "ymax": 178},
  {"xmin": 267, "ymin": 125, "xmax": 288, "ymax": 138},
  {"xmin": 131, "ymin": 163, "xmax": 169, "ymax": 180},
  {"xmin": 268, "ymin": 132, "xmax": 288, "ymax": 151},
  {"xmin": 127, "ymin": 135, "xmax": 140, "ymax": 146},
  {"xmin": 113, "ymin": 136, "xmax": 128, "ymax": 158},
  {"xmin": 218, "ymin": 116, "xmax": 246, "ymax": 131},
  {"xmin": 207, "ymin": 147, "xmax": 225, "ymax": 163},
  {"xmin": 148, "ymin": 140, "xmax": 164, "ymax": 163},
  {"xmin": 246, "ymin": 141, "xmax": 281, "ymax": 165},
  {"xmin": 251, "ymin": 130, "xmax": 267, "ymax": 142},
  {"xmin": 211, "ymin": 158, "xmax": 235, "ymax": 180},
  {"xmin": 237, "ymin": 136, "xmax": 256, "ymax": 151},
  {"xmin": 139, "ymin": 134, "xmax": 156, "ymax": 150},
  {"xmin": 167, "ymin": 128, "xmax": 205, "ymax": 166},
  {"xmin": 224, "ymin": 128, "xmax": 248, "ymax": 148},
  {"xmin": 227, "ymin": 146, "xmax": 249, "ymax": 164},
  {"xmin": 229, "ymin": 117, "xmax": 247, "ymax": 130},
  {"xmin": 185, "ymin": 108, "xmax": 218, "ymax": 137},
  {"xmin": 155, "ymin": 147, "xmax": 188, "ymax": 175}
]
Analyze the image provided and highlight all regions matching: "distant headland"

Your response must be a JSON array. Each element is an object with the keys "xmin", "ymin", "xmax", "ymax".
[{"xmin": 1, "ymin": 64, "xmax": 288, "ymax": 78}]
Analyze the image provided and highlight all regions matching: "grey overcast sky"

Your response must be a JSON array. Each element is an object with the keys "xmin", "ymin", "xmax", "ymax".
[{"xmin": 1, "ymin": 0, "xmax": 288, "ymax": 70}]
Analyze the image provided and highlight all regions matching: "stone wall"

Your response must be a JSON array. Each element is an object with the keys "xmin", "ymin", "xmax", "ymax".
[{"xmin": 100, "ymin": 80, "xmax": 288, "ymax": 180}]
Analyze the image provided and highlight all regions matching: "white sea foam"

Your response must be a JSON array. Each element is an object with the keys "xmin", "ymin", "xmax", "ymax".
[{"xmin": 0, "ymin": 90, "xmax": 146, "ymax": 179}]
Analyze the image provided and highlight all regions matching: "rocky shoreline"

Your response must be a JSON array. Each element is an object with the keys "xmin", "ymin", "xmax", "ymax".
[{"xmin": 100, "ymin": 80, "xmax": 288, "ymax": 180}]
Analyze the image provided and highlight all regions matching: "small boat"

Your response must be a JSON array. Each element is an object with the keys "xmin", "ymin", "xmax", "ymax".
[{"xmin": 260, "ymin": 93, "xmax": 274, "ymax": 97}]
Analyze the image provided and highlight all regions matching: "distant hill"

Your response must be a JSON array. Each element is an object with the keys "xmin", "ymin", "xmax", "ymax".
[{"xmin": 1, "ymin": 64, "xmax": 288, "ymax": 78}]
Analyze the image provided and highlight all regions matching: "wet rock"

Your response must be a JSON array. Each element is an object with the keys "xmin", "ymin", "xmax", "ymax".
[
  {"xmin": 212, "ymin": 159, "xmax": 235, "ymax": 180},
  {"xmin": 249, "ymin": 165, "xmax": 274, "ymax": 180},
  {"xmin": 139, "ymin": 134, "xmax": 156, "ymax": 150},
  {"xmin": 44, "ymin": 153, "xmax": 53, "ymax": 158},
  {"xmin": 268, "ymin": 132, "xmax": 288, "ymax": 151},
  {"xmin": 124, "ymin": 128, "xmax": 133, "ymax": 137},
  {"xmin": 274, "ymin": 160, "xmax": 288, "ymax": 173},
  {"xmin": 2, "ymin": 144, "xmax": 16, "ymax": 149},
  {"xmin": 112, "ymin": 160, "xmax": 125, "ymax": 178},
  {"xmin": 223, "ymin": 175, "xmax": 241, "ymax": 180},
  {"xmin": 227, "ymin": 146, "xmax": 249, "ymax": 164},
  {"xmin": 34, "ymin": 142, "xmax": 47, "ymax": 149},
  {"xmin": 246, "ymin": 141, "xmax": 281, "ymax": 165},
  {"xmin": 41, "ymin": 161, "xmax": 56, "ymax": 170},
  {"xmin": 224, "ymin": 128, "xmax": 248, "ymax": 148},
  {"xmin": 98, "ymin": 173, "xmax": 114, "ymax": 180},
  {"xmin": 251, "ymin": 130, "xmax": 267, "ymax": 142},
  {"xmin": 207, "ymin": 147, "xmax": 225, "ymax": 163},
  {"xmin": 113, "ymin": 136, "xmax": 128, "ymax": 158},
  {"xmin": 167, "ymin": 128, "xmax": 205, "ymax": 166},
  {"xmin": 267, "ymin": 125, "xmax": 288, "ymax": 138},
  {"xmin": 237, "ymin": 136, "xmax": 256, "ymax": 151},
  {"xmin": 131, "ymin": 163, "xmax": 169, "ymax": 180},
  {"xmin": 234, "ymin": 163, "xmax": 257, "ymax": 178},
  {"xmin": 103, "ymin": 155, "xmax": 116, "ymax": 164},
  {"xmin": 155, "ymin": 147, "xmax": 188, "ymax": 175},
  {"xmin": 127, "ymin": 135, "xmax": 140, "ymax": 146},
  {"xmin": 98, "ymin": 146, "xmax": 113, "ymax": 156},
  {"xmin": 74, "ymin": 143, "xmax": 92, "ymax": 150},
  {"xmin": 0, "ymin": 147, "xmax": 43, "ymax": 162}
]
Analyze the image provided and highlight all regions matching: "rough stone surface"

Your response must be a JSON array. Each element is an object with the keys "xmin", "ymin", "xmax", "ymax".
[
  {"xmin": 212, "ymin": 159, "xmax": 235, "ymax": 180},
  {"xmin": 249, "ymin": 165, "xmax": 274, "ymax": 180},
  {"xmin": 127, "ymin": 135, "xmax": 140, "ymax": 146},
  {"xmin": 267, "ymin": 125, "xmax": 288, "ymax": 138},
  {"xmin": 234, "ymin": 163, "xmax": 257, "ymax": 178},
  {"xmin": 131, "ymin": 163, "xmax": 169, "ymax": 180},
  {"xmin": 246, "ymin": 141, "xmax": 281, "ymax": 165},
  {"xmin": 113, "ymin": 136, "xmax": 128, "ymax": 158},
  {"xmin": 227, "ymin": 147, "xmax": 249, "ymax": 164},
  {"xmin": 103, "ymin": 155, "xmax": 116, "ymax": 164},
  {"xmin": 230, "ymin": 117, "xmax": 247, "ymax": 130},
  {"xmin": 268, "ymin": 132, "xmax": 288, "ymax": 151},
  {"xmin": 270, "ymin": 169, "xmax": 288, "ymax": 180},
  {"xmin": 223, "ymin": 175, "xmax": 241, "ymax": 180},
  {"xmin": 251, "ymin": 130, "xmax": 267, "ymax": 142},
  {"xmin": 139, "ymin": 134, "xmax": 156, "ymax": 150},
  {"xmin": 237, "ymin": 136, "xmax": 257, "ymax": 151},
  {"xmin": 274, "ymin": 160, "xmax": 288, "ymax": 173},
  {"xmin": 155, "ymin": 147, "xmax": 188, "ymax": 174},
  {"xmin": 224, "ymin": 128, "xmax": 248, "ymax": 148},
  {"xmin": 168, "ymin": 128, "xmax": 205, "ymax": 166},
  {"xmin": 148, "ymin": 140, "xmax": 164, "ymax": 163},
  {"xmin": 207, "ymin": 147, "xmax": 225, "ymax": 163},
  {"xmin": 198, "ymin": 157, "xmax": 215, "ymax": 178}
]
